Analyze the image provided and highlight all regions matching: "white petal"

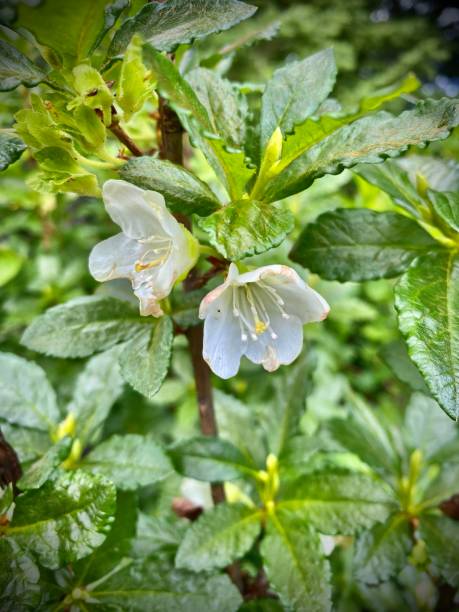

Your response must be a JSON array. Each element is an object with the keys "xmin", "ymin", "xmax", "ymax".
[
  {"xmin": 88, "ymin": 233, "xmax": 144, "ymax": 281},
  {"xmin": 273, "ymin": 279, "xmax": 330, "ymax": 323},
  {"xmin": 102, "ymin": 179, "xmax": 169, "ymax": 240},
  {"xmin": 202, "ymin": 290, "xmax": 244, "ymax": 379},
  {"xmin": 199, "ymin": 264, "xmax": 239, "ymax": 319},
  {"xmin": 133, "ymin": 283, "xmax": 163, "ymax": 317}
]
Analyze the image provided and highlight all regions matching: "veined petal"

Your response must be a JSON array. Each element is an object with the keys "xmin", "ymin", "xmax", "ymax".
[
  {"xmin": 271, "ymin": 278, "xmax": 330, "ymax": 323},
  {"xmin": 89, "ymin": 233, "xmax": 144, "ymax": 281}
]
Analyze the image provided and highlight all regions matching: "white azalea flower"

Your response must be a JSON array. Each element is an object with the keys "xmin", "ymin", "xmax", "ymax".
[
  {"xmin": 89, "ymin": 179, "xmax": 198, "ymax": 316},
  {"xmin": 199, "ymin": 263, "xmax": 329, "ymax": 379}
]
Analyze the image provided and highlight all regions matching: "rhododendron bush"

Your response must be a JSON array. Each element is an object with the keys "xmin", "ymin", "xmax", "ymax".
[{"xmin": 0, "ymin": 1, "xmax": 458, "ymax": 610}]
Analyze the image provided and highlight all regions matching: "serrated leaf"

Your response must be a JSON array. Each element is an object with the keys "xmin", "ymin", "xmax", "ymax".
[
  {"xmin": 261, "ymin": 514, "xmax": 331, "ymax": 612},
  {"xmin": 120, "ymin": 156, "xmax": 220, "ymax": 217},
  {"xmin": 0, "ymin": 133, "xmax": 26, "ymax": 171},
  {"xmin": 82, "ymin": 434, "xmax": 173, "ymax": 490},
  {"xmin": 176, "ymin": 503, "xmax": 261, "ymax": 571},
  {"xmin": 17, "ymin": 439, "xmax": 72, "ymax": 491},
  {"xmin": 2, "ymin": 470, "xmax": 116, "ymax": 569},
  {"xmin": 168, "ymin": 436, "xmax": 257, "ymax": 482},
  {"xmin": 290, "ymin": 209, "xmax": 437, "ymax": 282},
  {"xmin": 428, "ymin": 190, "xmax": 459, "ymax": 233},
  {"xmin": 67, "ymin": 346, "xmax": 125, "ymax": 445},
  {"xmin": 278, "ymin": 471, "xmax": 395, "ymax": 534},
  {"xmin": 198, "ymin": 199, "xmax": 293, "ymax": 260},
  {"xmin": 0, "ymin": 39, "xmax": 48, "ymax": 92},
  {"xmin": 260, "ymin": 48, "xmax": 336, "ymax": 151},
  {"xmin": 21, "ymin": 296, "xmax": 145, "ymax": 358},
  {"xmin": 119, "ymin": 317, "xmax": 173, "ymax": 400},
  {"xmin": 0, "ymin": 352, "xmax": 59, "ymax": 432},
  {"xmin": 109, "ymin": 0, "xmax": 257, "ymax": 55},
  {"xmin": 420, "ymin": 514, "xmax": 459, "ymax": 586},
  {"xmin": 353, "ymin": 513, "xmax": 412, "ymax": 584},
  {"xmin": 262, "ymin": 98, "xmax": 459, "ymax": 202},
  {"xmin": 395, "ymin": 251, "xmax": 459, "ymax": 419}
]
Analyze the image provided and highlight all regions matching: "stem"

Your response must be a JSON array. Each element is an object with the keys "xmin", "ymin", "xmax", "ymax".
[{"xmin": 109, "ymin": 121, "xmax": 144, "ymax": 157}]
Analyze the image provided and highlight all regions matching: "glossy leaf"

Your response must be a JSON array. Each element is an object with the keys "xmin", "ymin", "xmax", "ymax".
[
  {"xmin": 82, "ymin": 434, "xmax": 173, "ymax": 490},
  {"xmin": 176, "ymin": 503, "xmax": 261, "ymax": 571},
  {"xmin": 395, "ymin": 251, "xmax": 459, "ymax": 419},
  {"xmin": 428, "ymin": 190, "xmax": 459, "ymax": 233},
  {"xmin": 119, "ymin": 317, "xmax": 173, "ymax": 400},
  {"xmin": 0, "ymin": 352, "xmax": 59, "ymax": 432},
  {"xmin": 420, "ymin": 514, "xmax": 459, "ymax": 586},
  {"xmin": 109, "ymin": 0, "xmax": 257, "ymax": 55},
  {"xmin": 290, "ymin": 209, "xmax": 437, "ymax": 281},
  {"xmin": 261, "ymin": 514, "xmax": 331, "ymax": 612},
  {"xmin": 120, "ymin": 156, "xmax": 220, "ymax": 217},
  {"xmin": 0, "ymin": 133, "xmax": 25, "ymax": 171},
  {"xmin": 0, "ymin": 39, "xmax": 48, "ymax": 91},
  {"xmin": 198, "ymin": 199, "xmax": 293, "ymax": 260},
  {"xmin": 21, "ymin": 296, "xmax": 145, "ymax": 358},
  {"xmin": 17, "ymin": 439, "xmax": 72, "ymax": 491}
]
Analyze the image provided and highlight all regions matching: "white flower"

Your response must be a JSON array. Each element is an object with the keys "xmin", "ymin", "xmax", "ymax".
[
  {"xmin": 89, "ymin": 179, "xmax": 198, "ymax": 316},
  {"xmin": 199, "ymin": 263, "xmax": 329, "ymax": 379}
]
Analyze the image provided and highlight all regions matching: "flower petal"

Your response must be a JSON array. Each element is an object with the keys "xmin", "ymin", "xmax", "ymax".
[
  {"xmin": 199, "ymin": 263, "xmax": 239, "ymax": 319},
  {"xmin": 273, "ymin": 279, "xmax": 330, "ymax": 323},
  {"xmin": 133, "ymin": 283, "xmax": 163, "ymax": 317},
  {"xmin": 88, "ymin": 233, "xmax": 144, "ymax": 281}
]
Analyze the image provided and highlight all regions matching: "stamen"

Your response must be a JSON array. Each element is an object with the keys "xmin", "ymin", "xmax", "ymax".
[{"xmin": 134, "ymin": 235, "xmax": 172, "ymax": 274}]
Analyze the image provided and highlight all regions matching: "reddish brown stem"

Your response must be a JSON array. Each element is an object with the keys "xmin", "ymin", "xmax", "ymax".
[{"xmin": 109, "ymin": 121, "xmax": 144, "ymax": 157}]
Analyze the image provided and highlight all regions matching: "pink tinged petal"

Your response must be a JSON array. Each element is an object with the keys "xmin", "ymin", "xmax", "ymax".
[
  {"xmin": 88, "ymin": 233, "xmax": 146, "ymax": 281},
  {"xmin": 133, "ymin": 284, "xmax": 163, "ymax": 317}
]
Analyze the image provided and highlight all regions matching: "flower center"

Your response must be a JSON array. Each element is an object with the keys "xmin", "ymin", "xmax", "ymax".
[
  {"xmin": 134, "ymin": 236, "xmax": 172, "ymax": 273},
  {"xmin": 232, "ymin": 282, "xmax": 290, "ymax": 342}
]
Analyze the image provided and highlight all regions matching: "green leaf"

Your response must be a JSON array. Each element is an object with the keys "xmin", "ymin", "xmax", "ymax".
[
  {"xmin": 0, "ymin": 247, "xmax": 23, "ymax": 286},
  {"xmin": 422, "ymin": 463, "xmax": 459, "ymax": 507},
  {"xmin": 420, "ymin": 514, "xmax": 459, "ymax": 586},
  {"xmin": 261, "ymin": 514, "xmax": 331, "ymax": 612},
  {"xmin": 116, "ymin": 34, "xmax": 150, "ymax": 121},
  {"xmin": 82, "ymin": 434, "xmax": 173, "ymax": 490},
  {"xmin": 67, "ymin": 347, "xmax": 125, "ymax": 445},
  {"xmin": 198, "ymin": 199, "xmax": 293, "ymax": 260},
  {"xmin": 262, "ymin": 98, "xmax": 459, "ymax": 202},
  {"xmin": 381, "ymin": 340, "xmax": 429, "ymax": 393},
  {"xmin": 89, "ymin": 0, "xmax": 130, "ymax": 54},
  {"xmin": 395, "ymin": 251, "xmax": 459, "ymax": 419},
  {"xmin": 260, "ymin": 48, "xmax": 336, "ymax": 151},
  {"xmin": 428, "ymin": 190, "xmax": 459, "ymax": 233},
  {"xmin": 168, "ymin": 436, "xmax": 257, "ymax": 482},
  {"xmin": 399, "ymin": 154, "xmax": 459, "ymax": 192},
  {"xmin": 290, "ymin": 209, "xmax": 437, "ymax": 282},
  {"xmin": 120, "ymin": 156, "xmax": 220, "ymax": 217},
  {"xmin": 278, "ymin": 471, "xmax": 395, "ymax": 534},
  {"xmin": 176, "ymin": 503, "xmax": 261, "ymax": 571},
  {"xmin": 0, "ymin": 133, "xmax": 25, "ymax": 171},
  {"xmin": 2, "ymin": 470, "xmax": 116, "ymax": 569},
  {"xmin": 132, "ymin": 512, "xmax": 187, "ymax": 558},
  {"xmin": 0, "ymin": 352, "xmax": 59, "ymax": 432},
  {"xmin": 353, "ymin": 513, "xmax": 412, "ymax": 584},
  {"xmin": 17, "ymin": 439, "xmax": 72, "ymax": 491},
  {"xmin": 109, "ymin": 0, "xmax": 257, "ymax": 55},
  {"xmin": 21, "ymin": 296, "xmax": 145, "ymax": 358},
  {"xmin": 119, "ymin": 317, "xmax": 173, "ymax": 400},
  {"xmin": 0, "ymin": 539, "xmax": 46, "ymax": 611},
  {"xmin": 0, "ymin": 39, "xmax": 48, "ymax": 91},
  {"xmin": 0, "ymin": 423, "xmax": 50, "ymax": 465}
]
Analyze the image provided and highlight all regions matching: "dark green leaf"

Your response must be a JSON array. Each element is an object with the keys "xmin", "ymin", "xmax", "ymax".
[
  {"xmin": 82, "ymin": 434, "xmax": 173, "ymax": 490},
  {"xmin": 89, "ymin": 0, "xmax": 129, "ymax": 53},
  {"xmin": 0, "ymin": 352, "xmax": 59, "ymax": 432},
  {"xmin": 381, "ymin": 340, "xmax": 429, "ymax": 393},
  {"xmin": 395, "ymin": 251, "xmax": 459, "ymax": 419},
  {"xmin": 0, "ymin": 39, "xmax": 48, "ymax": 91},
  {"xmin": 261, "ymin": 514, "xmax": 331, "ymax": 612},
  {"xmin": 428, "ymin": 190, "xmax": 459, "ymax": 233},
  {"xmin": 17, "ymin": 439, "xmax": 72, "ymax": 491},
  {"xmin": 420, "ymin": 514, "xmax": 459, "ymax": 586},
  {"xmin": 168, "ymin": 436, "xmax": 257, "ymax": 481},
  {"xmin": 119, "ymin": 317, "xmax": 173, "ymax": 400},
  {"xmin": 120, "ymin": 156, "xmax": 220, "ymax": 216},
  {"xmin": 131, "ymin": 512, "xmax": 187, "ymax": 558},
  {"xmin": 198, "ymin": 199, "xmax": 293, "ymax": 260},
  {"xmin": 260, "ymin": 48, "xmax": 336, "ymax": 151},
  {"xmin": 109, "ymin": 0, "xmax": 257, "ymax": 55},
  {"xmin": 0, "ymin": 133, "xmax": 25, "ymax": 171},
  {"xmin": 290, "ymin": 209, "xmax": 437, "ymax": 282},
  {"xmin": 2, "ymin": 470, "xmax": 116, "ymax": 569},
  {"xmin": 176, "ymin": 503, "xmax": 261, "ymax": 571},
  {"xmin": 21, "ymin": 296, "xmax": 144, "ymax": 358}
]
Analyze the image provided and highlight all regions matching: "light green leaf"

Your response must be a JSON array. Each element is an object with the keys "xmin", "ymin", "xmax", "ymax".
[
  {"xmin": 17, "ymin": 439, "xmax": 72, "ymax": 491},
  {"xmin": 278, "ymin": 471, "xmax": 395, "ymax": 534},
  {"xmin": 0, "ymin": 423, "xmax": 50, "ymax": 465},
  {"xmin": 420, "ymin": 514, "xmax": 459, "ymax": 586},
  {"xmin": 119, "ymin": 317, "xmax": 173, "ymax": 400},
  {"xmin": 353, "ymin": 514, "xmax": 412, "ymax": 584},
  {"xmin": 0, "ymin": 352, "xmax": 59, "ymax": 432},
  {"xmin": 428, "ymin": 190, "xmax": 459, "ymax": 233},
  {"xmin": 0, "ymin": 133, "xmax": 25, "ymax": 171},
  {"xmin": 263, "ymin": 98, "xmax": 459, "ymax": 202},
  {"xmin": 67, "ymin": 346, "xmax": 125, "ymax": 445},
  {"xmin": 168, "ymin": 436, "xmax": 257, "ymax": 482},
  {"xmin": 82, "ymin": 434, "xmax": 173, "ymax": 490},
  {"xmin": 2, "ymin": 470, "xmax": 116, "ymax": 569},
  {"xmin": 261, "ymin": 514, "xmax": 331, "ymax": 612},
  {"xmin": 132, "ymin": 512, "xmax": 187, "ymax": 558},
  {"xmin": 0, "ymin": 484, "xmax": 14, "ymax": 517},
  {"xmin": 0, "ymin": 39, "xmax": 48, "ymax": 91},
  {"xmin": 120, "ymin": 156, "xmax": 220, "ymax": 216},
  {"xmin": 198, "ymin": 199, "xmax": 293, "ymax": 260},
  {"xmin": 395, "ymin": 251, "xmax": 459, "ymax": 419},
  {"xmin": 260, "ymin": 48, "xmax": 336, "ymax": 151},
  {"xmin": 21, "ymin": 296, "xmax": 145, "ymax": 358},
  {"xmin": 421, "ymin": 462, "xmax": 459, "ymax": 506},
  {"xmin": 290, "ymin": 209, "xmax": 437, "ymax": 282},
  {"xmin": 0, "ymin": 247, "xmax": 23, "ymax": 286},
  {"xmin": 116, "ymin": 34, "xmax": 149, "ymax": 121},
  {"xmin": 109, "ymin": 0, "xmax": 257, "ymax": 55},
  {"xmin": 176, "ymin": 503, "xmax": 261, "ymax": 571}
]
